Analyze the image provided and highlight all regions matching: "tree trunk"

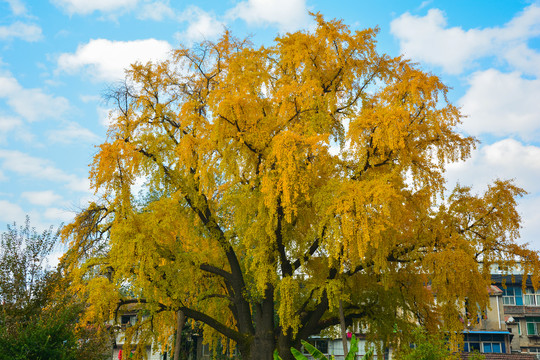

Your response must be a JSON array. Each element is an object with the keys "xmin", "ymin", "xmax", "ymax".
[
  {"xmin": 239, "ymin": 285, "xmax": 276, "ymax": 360},
  {"xmin": 173, "ymin": 310, "xmax": 185, "ymax": 360},
  {"xmin": 277, "ymin": 331, "xmax": 298, "ymax": 360},
  {"xmin": 237, "ymin": 330, "xmax": 276, "ymax": 360},
  {"xmin": 252, "ymin": 333, "xmax": 275, "ymax": 360},
  {"xmin": 339, "ymin": 300, "xmax": 348, "ymax": 356}
]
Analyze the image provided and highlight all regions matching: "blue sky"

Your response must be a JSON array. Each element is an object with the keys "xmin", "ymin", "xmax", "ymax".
[{"xmin": 1, "ymin": 0, "xmax": 540, "ymax": 251}]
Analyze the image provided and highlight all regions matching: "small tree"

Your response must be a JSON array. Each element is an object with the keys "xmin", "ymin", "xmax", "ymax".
[
  {"xmin": 0, "ymin": 216, "xmax": 59, "ymax": 323},
  {"xmin": 397, "ymin": 328, "xmax": 454, "ymax": 360},
  {"xmin": 0, "ymin": 217, "xmax": 111, "ymax": 360}
]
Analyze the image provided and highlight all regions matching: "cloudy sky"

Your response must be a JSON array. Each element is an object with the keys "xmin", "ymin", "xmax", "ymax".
[{"xmin": 1, "ymin": 0, "xmax": 540, "ymax": 250}]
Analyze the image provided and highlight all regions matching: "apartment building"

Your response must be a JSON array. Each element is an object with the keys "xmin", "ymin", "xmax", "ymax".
[
  {"xmin": 303, "ymin": 274, "xmax": 538, "ymax": 359},
  {"xmin": 489, "ymin": 274, "xmax": 540, "ymax": 357}
]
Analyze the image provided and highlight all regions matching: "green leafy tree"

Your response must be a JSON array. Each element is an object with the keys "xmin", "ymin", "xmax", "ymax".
[
  {"xmin": 0, "ymin": 218, "xmax": 111, "ymax": 360},
  {"xmin": 0, "ymin": 216, "xmax": 59, "ymax": 323},
  {"xmin": 0, "ymin": 304, "xmax": 79, "ymax": 360},
  {"xmin": 397, "ymin": 328, "xmax": 457, "ymax": 360},
  {"xmin": 467, "ymin": 351, "xmax": 485, "ymax": 360}
]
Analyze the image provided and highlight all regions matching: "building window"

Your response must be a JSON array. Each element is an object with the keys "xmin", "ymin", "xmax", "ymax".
[
  {"xmin": 202, "ymin": 343, "xmax": 211, "ymax": 357},
  {"xmin": 314, "ymin": 340, "xmax": 328, "ymax": 354},
  {"xmin": 302, "ymin": 340, "xmax": 328, "ymax": 355},
  {"xmin": 524, "ymin": 289, "xmax": 540, "ymax": 306},
  {"xmin": 526, "ymin": 318, "xmax": 540, "ymax": 335},
  {"xmin": 503, "ymin": 287, "xmax": 523, "ymax": 305},
  {"xmin": 463, "ymin": 333, "xmax": 506, "ymax": 353},
  {"xmin": 463, "ymin": 342, "xmax": 480, "ymax": 352},
  {"xmin": 483, "ymin": 342, "xmax": 502, "ymax": 353},
  {"xmin": 120, "ymin": 314, "xmax": 137, "ymax": 327}
]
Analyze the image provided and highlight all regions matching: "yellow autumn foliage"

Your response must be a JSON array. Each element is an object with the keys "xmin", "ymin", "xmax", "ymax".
[{"xmin": 62, "ymin": 13, "xmax": 540, "ymax": 360}]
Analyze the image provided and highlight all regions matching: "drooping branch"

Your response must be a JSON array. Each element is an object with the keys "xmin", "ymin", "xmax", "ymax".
[
  {"xmin": 114, "ymin": 298, "xmax": 244, "ymax": 344},
  {"xmin": 185, "ymin": 193, "xmax": 255, "ymax": 336},
  {"xmin": 129, "ymin": 140, "xmax": 254, "ymax": 336},
  {"xmin": 114, "ymin": 298, "xmax": 168, "ymax": 323},
  {"xmin": 180, "ymin": 306, "xmax": 245, "ymax": 343},
  {"xmin": 314, "ymin": 310, "xmax": 373, "ymax": 335}
]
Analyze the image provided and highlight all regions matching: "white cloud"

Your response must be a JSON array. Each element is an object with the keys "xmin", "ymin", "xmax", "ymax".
[
  {"xmin": 0, "ymin": 22, "xmax": 42, "ymax": 42},
  {"xmin": 53, "ymin": 0, "xmax": 177, "ymax": 20},
  {"xmin": 21, "ymin": 190, "xmax": 63, "ymax": 206},
  {"xmin": 391, "ymin": 9, "xmax": 487, "ymax": 73},
  {"xmin": 97, "ymin": 106, "xmax": 115, "ymax": 128},
  {"xmin": 44, "ymin": 207, "xmax": 75, "ymax": 223},
  {"xmin": 80, "ymin": 94, "xmax": 100, "ymax": 103},
  {"xmin": 503, "ymin": 43, "xmax": 540, "ymax": 77},
  {"xmin": 502, "ymin": 4, "xmax": 540, "ymax": 40},
  {"xmin": 446, "ymin": 139, "xmax": 540, "ymax": 194},
  {"xmin": 0, "ymin": 150, "xmax": 91, "ymax": 193},
  {"xmin": 227, "ymin": 0, "xmax": 311, "ymax": 32},
  {"xmin": 0, "ymin": 150, "xmax": 70, "ymax": 182},
  {"xmin": 518, "ymin": 195, "xmax": 540, "ymax": 249},
  {"xmin": 4, "ymin": 0, "xmax": 27, "ymax": 15},
  {"xmin": 0, "ymin": 116, "xmax": 22, "ymax": 138},
  {"xmin": 418, "ymin": 1, "xmax": 432, "ymax": 10},
  {"xmin": 459, "ymin": 69, "xmax": 540, "ymax": 140},
  {"xmin": 47, "ymin": 122, "xmax": 100, "ymax": 144},
  {"xmin": 391, "ymin": 4, "xmax": 540, "ymax": 75},
  {"xmin": 57, "ymin": 38, "xmax": 172, "ymax": 82},
  {"xmin": 66, "ymin": 177, "xmax": 91, "ymax": 193},
  {"xmin": 0, "ymin": 199, "xmax": 26, "ymax": 224},
  {"xmin": 137, "ymin": 0, "xmax": 175, "ymax": 21},
  {"xmin": 0, "ymin": 115, "xmax": 34, "ymax": 145},
  {"xmin": 176, "ymin": 7, "xmax": 225, "ymax": 44},
  {"xmin": 52, "ymin": 0, "xmax": 138, "ymax": 15},
  {"xmin": 9, "ymin": 89, "xmax": 69, "ymax": 122},
  {"xmin": 0, "ymin": 72, "xmax": 69, "ymax": 121},
  {"xmin": 0, "ymin": 74, "xmax": 23, "ymax": 96}
]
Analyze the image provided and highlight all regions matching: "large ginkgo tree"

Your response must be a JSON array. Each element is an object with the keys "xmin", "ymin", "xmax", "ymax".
[{"xmin": 63, "ymin": 14, "xmax": 540, "ymax": 360}]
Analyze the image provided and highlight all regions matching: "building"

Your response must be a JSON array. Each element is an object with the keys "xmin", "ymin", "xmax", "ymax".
[
  {"xmin": 111, "ymin": 272, "xmax": 540, "ymax": 359},
  {"xmin": 491, "ymin": 274, "xmax": 540, "ymax": 357},
  {"xmin": 300, "ymin": 273, "xmax": 540, "ymax": 360},
  {"xmin": 112, "ymin": 310, "xmax": 167, "ymax": 360}
]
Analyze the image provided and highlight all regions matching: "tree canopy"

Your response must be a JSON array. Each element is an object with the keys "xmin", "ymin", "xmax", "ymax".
[
  {"xmin": 63, "ymin": 14, "xmax": 540, "ymax": 360},
  {"xmin": 0, "ymin": 218, "xmax": 111, "ymax": 360}
]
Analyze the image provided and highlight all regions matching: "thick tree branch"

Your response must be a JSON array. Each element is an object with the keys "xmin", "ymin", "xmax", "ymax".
[
  {"xmin": 115, "ymin": 298, "xmax": 244, "ymax": 344},
  {"xmin": 200, "ymin": 263, "xmax": 233, "ymax": 282},
  {"xmin": 291, "ymin": 236, "xmax": 322, "ymax": 272},
  {"xmin": 275, "ymin": 203, "xmax": 293, "ymax": 276},
  {"xmin": 180, "ymin": 306, "xmax": 245, "ymax": 343},
  {"xmin": 296, "ymin": 290, "xmax": 330, "ymax": 342}
]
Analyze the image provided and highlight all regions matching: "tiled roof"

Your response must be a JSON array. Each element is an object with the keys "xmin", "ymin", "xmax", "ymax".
[
  {"xmin": 491, "ymin": 274, "xmax": 537, "ymax": 287},
  {"xmin": 489, "ymin": 285, "xmax": 503, "ymax": 295}
]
